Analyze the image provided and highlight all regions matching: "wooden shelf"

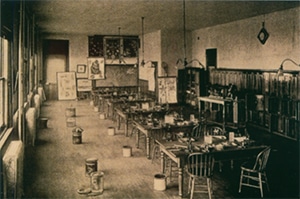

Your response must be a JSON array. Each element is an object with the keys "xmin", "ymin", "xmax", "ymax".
[
  {"xmin": 272, "ymin": 131, "xmax": 298, "ymax": 141},
  {"xmin": 247, "ymin": 122, "xmax": 298, "ymax": 142}
]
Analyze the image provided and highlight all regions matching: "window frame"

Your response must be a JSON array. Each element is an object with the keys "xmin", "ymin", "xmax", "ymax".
[{"xmin": 0, "ymin": 37, "xmax": 9, "ymax": 137}]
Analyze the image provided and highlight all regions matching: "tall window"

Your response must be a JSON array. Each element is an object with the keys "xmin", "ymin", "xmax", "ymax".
[{"xmin": 0, "ymin": 37, "xmax": 8, "ymax": 132}]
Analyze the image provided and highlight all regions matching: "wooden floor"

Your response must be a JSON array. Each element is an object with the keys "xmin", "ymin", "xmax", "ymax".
[{"xmin": 23, "ymin": 99, "xmax": 297, "ymax": 199}]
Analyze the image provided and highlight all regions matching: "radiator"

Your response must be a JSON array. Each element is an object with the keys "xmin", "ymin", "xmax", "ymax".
[
  {"xmin": 37, "ymin": 87, "xmax": 46, "ymax": 103},
  {"xmin": 25, "ymin": 107, "xmax": 37, "ymax": 146},
  {"xmin": 2, "ymin": 140, "xmax": 24, "ymax": 199},
  {"xmin": 33, "ymin": 94, "xmax": 41, "ymax": 118}
]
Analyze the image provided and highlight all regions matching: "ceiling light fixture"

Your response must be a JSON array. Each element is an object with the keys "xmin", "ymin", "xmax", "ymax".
[
  {"xmin": 176, "ymin": 0, "xmax": 204, "ymax": 69},
  {"xmin": 277, "ymin": 58, "xmax": 300, "ymax": 77}
]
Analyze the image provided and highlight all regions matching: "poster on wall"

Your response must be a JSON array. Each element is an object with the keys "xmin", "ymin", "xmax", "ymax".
[
  {"xmin": 57, "ymin": 72, "xmax": 77, "ymax": 100},
  {"xmin": 87, "ymin": 57, "xmax": 105, "ymax": 80},
  {"xmin": 77, "ymin": 79, "xmax": 92, "ymax": 91},
  {"xmin": 157, "ymin": 76, "xmax": 177, "ymax": 104}
]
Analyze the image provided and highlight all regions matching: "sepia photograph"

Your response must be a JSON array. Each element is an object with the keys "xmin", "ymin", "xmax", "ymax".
[{"xmin": 0, "ymin": 0, "xmax": 299, "ymax": 199}]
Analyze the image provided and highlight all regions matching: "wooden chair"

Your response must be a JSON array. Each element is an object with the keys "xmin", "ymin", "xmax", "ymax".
[
  {"xmin": 238, "ymin": 146, "xmax": 271, "ymax": 198},
  {"xmin": 207, "ymin": 125, "xmax": 224, "ymax": 136},
  {"xmin": 190, "ymin": 122, "xmax": 205, "ymax": 139},
  {"xmin": 186, "ymin": 152, "xmax": 215, "ymax": 199},
  {"xmin": 206, "ymin": 125, "xmax": 225, "ymax": 172}
]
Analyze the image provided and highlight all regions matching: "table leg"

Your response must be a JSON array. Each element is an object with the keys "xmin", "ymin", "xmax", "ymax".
[
  {"xmin": 178, "ymin": 166, "xmax": 183, "ymax": 197},
  {"xmin": 160, "ymin": 151, "xmax": 165, "ymax": 174},
  {"xmin": 117, "ymin": 115, "xmax": 120, "ymax": 130},
  {"xmin": 146, "ymin": 136, "xmax": 150, "ymax": 159},
  {"xmin": 125, "ymin": 118, "xmax": 128, "ymax": 137},
  {"xmin": 136, "ymin": 130, "xmax": 140, "ymax": 148}
]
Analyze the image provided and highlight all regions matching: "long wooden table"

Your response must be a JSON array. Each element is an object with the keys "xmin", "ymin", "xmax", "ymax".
[
  {"xmin": 132, "ymin": 121, "xmax": 197, "ymax": 159},
  {"xmin": 156, "ymin": 139, "xmax": 267, "ymax": 197}
]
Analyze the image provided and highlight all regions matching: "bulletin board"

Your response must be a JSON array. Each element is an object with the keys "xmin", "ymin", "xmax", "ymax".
[
  {"xmin": 157, "ymin": 76, "xmax": 177, "ymax": 104},
  {"xmin": 57, "ymin": 72, "xmax": 77, "ymax": 100}
]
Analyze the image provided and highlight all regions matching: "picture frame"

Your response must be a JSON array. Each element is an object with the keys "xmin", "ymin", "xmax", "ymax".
[
  {"xmin": 77, "ymin": 64, "xmax": 86, "ymax": 73},
  {"xmin": 87, "ymin": 57, "xmax": 105, "ymax": 80},
  {"xmin": 77, "ymin": 79, "xmax": 92, "ymax": 91},
  {"xmin": 76, "ymin": 64, "xmax": 88, "ymax": 78}
]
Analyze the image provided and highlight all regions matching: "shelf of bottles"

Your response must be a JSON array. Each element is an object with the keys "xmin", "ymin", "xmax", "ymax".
[
  {"xmin": 209, "ymin": 68, "xmax": 300, "ymax": 141},
  {"xmin": 185, "ymin": 69, "xmax": 199, "ymax": 106}
]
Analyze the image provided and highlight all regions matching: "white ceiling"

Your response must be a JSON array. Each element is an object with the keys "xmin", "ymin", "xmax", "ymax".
[{"xmin": 30, "ymin": 0, "xmax": 300, "ymax": 36}]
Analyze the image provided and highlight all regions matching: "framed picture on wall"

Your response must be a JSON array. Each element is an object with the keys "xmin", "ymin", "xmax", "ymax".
[
  {"xmin": 87, "ymin": 57, "xmax": 105, "ymax": 80},
  {"xmin": 77, "ymin": 79, "xmax": 92, "ymax": 91},
  {"xmin": 57, "ymin": 72, "xmax": 77, "ymax": 100},
  {"xmin": 76, "ymin": 64, "xmax": 88, "ymax": 78}
]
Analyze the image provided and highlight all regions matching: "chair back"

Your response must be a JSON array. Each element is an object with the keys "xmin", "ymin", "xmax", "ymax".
[
  {"xmin": 191, "ymin": 123, "xmax": 205, "ymax": 138},
  {"xmin": 253, "ymin": 146, "xmax": 271, "ymax": 172},
  {"xmin": 187, "ymin": 153, "xmax": 214, "ymax": 178},
  {"xmin": 206, "ymin": 125, "xmax": 224, "ymax": 136}
]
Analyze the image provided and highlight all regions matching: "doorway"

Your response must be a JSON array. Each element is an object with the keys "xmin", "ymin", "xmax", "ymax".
[
  {"xmin": 43, "ymin": 40, "xmax": 69, "ymax": 100},
  {"xmin": 206, "ymin": 48, "xmax": 217, "ymax": 68}
]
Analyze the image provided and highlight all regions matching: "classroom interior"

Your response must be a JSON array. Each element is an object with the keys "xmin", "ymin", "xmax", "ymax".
[{"xmin": 0, "ymin": 1, "xmax": 299, "ymax": 198}]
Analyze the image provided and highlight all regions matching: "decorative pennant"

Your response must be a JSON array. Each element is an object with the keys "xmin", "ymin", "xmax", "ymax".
[{"xmin": 257, "ymin": 22, "xmax": 269, "ymax": 45}]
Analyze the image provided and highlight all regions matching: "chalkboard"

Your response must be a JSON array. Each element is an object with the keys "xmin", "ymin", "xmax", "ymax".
[
  {"xmin": 57, "ymin": 72, "xmax": 77, "ymax": 100},
  {"xmin": 157, "ymin": 76, "xmax": 177, "ymax": 104},
  {"xmin": 95, "ymin": 65, "xmax": 137, "ymax": 87}
]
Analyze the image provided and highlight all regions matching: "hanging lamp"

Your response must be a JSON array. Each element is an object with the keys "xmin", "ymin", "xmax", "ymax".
[
  {"xmin": 140, "ymin": 17, "xmax": 153, "ymax": 67},
  {"xmin": 277, "ymin": 58, "xmax": 300, "ymax": 78},
  {"xmin": 176, "ymin": 0, "xmax": 204, "ymax": 69}
]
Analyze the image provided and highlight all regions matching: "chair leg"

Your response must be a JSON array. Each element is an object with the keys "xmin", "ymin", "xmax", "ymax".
[
  {"xmin": 207, "ymin": 178, "xmax": 212, "ymax": 199},
  {"xmin": 258, "ymin": 172, "xmax": 264, "ymax": 198},
  {"xmin": 190, "ymin": 177, "xmax": 195, "ymax": 199},
  {"xmin": 238, "ymin": 170, "xmax": 244, "ymax": 193},
  {"xmin": 263, "ymin": 172, "xmax": 270, "ymax": 192},
  {"xmin": 151, "ymin": 144, "xmax": 160, "ymax": 164},
  {"xmin": 188, "ymin": 176, "xmax": 192, "ymax": 194},
  {"xmin": 219, "ymin": 161, "xmax": 223, "ymax": 172}
]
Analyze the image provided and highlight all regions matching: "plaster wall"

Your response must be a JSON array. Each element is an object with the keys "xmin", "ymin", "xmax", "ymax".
[{"xmin": 192, "ymin": 7, "xmax": 300, "ymax": 71}]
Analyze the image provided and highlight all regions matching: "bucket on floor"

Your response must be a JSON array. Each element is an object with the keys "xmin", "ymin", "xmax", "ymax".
[
  {"xmin": 72, "ymin": 132, "xmax": 82, "ymax": 144},
  {"xmin": 85, "ymin": 158, "xmax": 98, "ymax": 177},
  {"xmin": 90, "ymin": 171, "xmax": 104, "ymax": 194},
  {"xmin": 65, "ymin": 107, "xmax": 76, "ymax": 117},
  {"xmin": 66, "ymin": 117, "xmax": 76, "ymax": 127},
  {"xmin": 94, "ymin": 106, "xmax": 99, "ymax": 112},
  {"xmin": 107, "ymin": 127, "xmax": 115, "ymax": 136},
  {"xmin": 122, "ymin": 145, "xmax": 132, "ymax": 157},
  {"xmin": 99, "ymin": 112, "xmax": 106, "ymax": 120},
  {"xmin": 154, "ymin": 174, "xmax": 166, "ymax": 191},
  {"xmin": 39, "ymin": 117, "xmax": 48, "ymax": 128}
]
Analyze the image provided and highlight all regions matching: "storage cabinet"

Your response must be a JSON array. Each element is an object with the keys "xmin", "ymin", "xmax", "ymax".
[
  {"xmin": 177, "ymin": 67, "xmax": 207, "ymax": 107},
  {"xmin": 246, "ymin": 93, "xmax": 300, "ymax": 141},
  {"xmin": 208, "ymin": 68, "xmax": 299, "ymax": 141}
]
